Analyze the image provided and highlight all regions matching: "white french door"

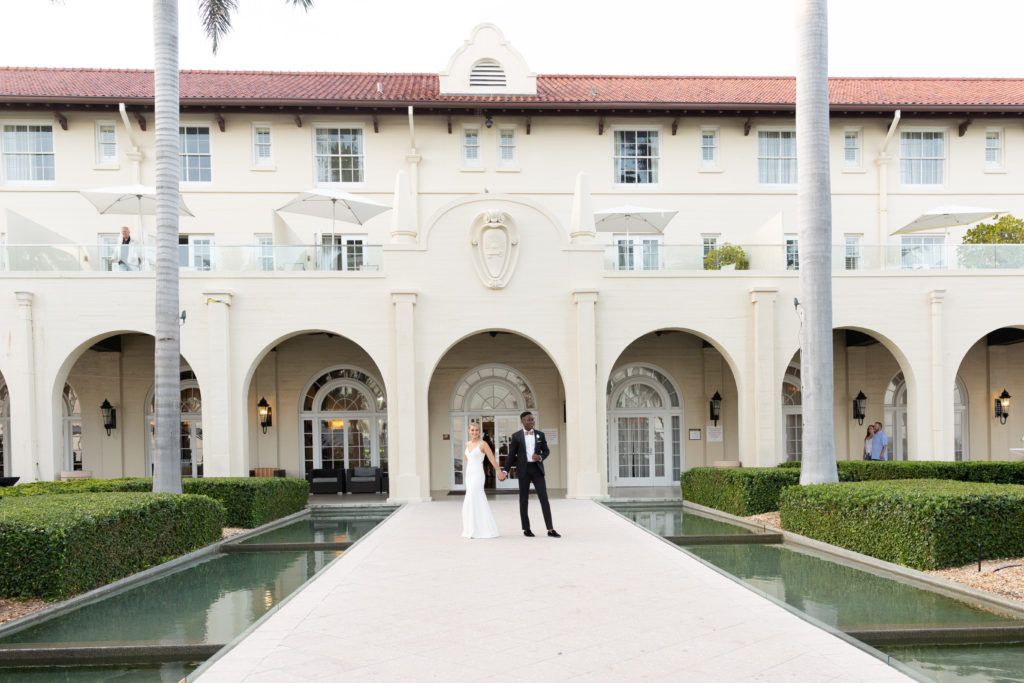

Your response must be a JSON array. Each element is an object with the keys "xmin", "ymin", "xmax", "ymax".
[
  {"xmin": 179, "ymin": 415, "xmax": 203, "ymax": 478},
  {"xmin": 314, "ymin": 417, "xmax": 375, "ymax": 471},
  {"xmin": 450, "ymin": 413, "xmax": 523, "ymax": 490},
  {"xmin": 610, "ymin": 414, "xmax": 668, "ymax": 486}
]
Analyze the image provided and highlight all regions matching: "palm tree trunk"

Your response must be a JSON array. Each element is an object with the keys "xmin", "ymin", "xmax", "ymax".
[
  {"xmin": 152, "ymin": 0, "xmax": 182, "ymax": 493},
  {"xmin": 796, "ymin": 0, "xmax": 838, "ymax": 484}
]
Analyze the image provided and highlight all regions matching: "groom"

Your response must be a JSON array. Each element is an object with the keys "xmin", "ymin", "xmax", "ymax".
[{"xmin": 504, "ymin": 411, "xmax": 560, "ymax": 538}]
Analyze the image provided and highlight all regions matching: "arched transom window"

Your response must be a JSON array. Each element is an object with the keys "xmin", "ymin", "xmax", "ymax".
[{"xmin": 451, "ymin": 365, "xmax": 535, "ymax": 412}]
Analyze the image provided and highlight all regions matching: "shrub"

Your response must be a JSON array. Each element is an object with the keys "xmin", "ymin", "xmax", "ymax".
[
  {"xmin": 703, "ymin": 243, "xmax": 749, "ymax": 270},
  {"xmin": 777, "ymin": 460, "xmax": 1024, "ymax": 485},
  {"xmin": 681, "ymin": 467, "xmax": 800, "ymax": 516},
  {"xmin": 779, "ymin": 479, "xmax": 1024, "ymax": 570},
  {"xmin": 183, "ymin": 478, "xmax": 309, "ymax": 528},
  {"xmin": 0, "ymin": 493, "xmax": 224, "ymax": 599}
]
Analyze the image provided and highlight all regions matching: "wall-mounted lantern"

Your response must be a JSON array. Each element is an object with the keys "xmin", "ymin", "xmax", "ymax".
[
  {"xmin": 853, "ymin": 391, "xmax": 867, "ymax": 425},
  {"xmin": 100, "ymin": 399, "xmax": 117, "ymax": 436},
  {"xmin": 257, "ymin": 396, "xmax": 273, "ymax": 434},
  {"xmin": 709, "ymin": 391, "xmax": 722, "ymax": 426},
  {"xmin": 995, "ymin": 389, "xmax": 1011, "ymax": 425}
]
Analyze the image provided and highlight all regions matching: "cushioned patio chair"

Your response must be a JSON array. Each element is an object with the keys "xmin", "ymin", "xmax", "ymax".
[
  {"xmin": 307, "ymin": 468, "xmax": 342, "ymax": 494},
  {"xmin": 249, "ymin": 468, "xmax": 286, "ymax": 477},
  {"xmin": 345, "ymin": 466, "xmax": 381, "ymax": 494}
]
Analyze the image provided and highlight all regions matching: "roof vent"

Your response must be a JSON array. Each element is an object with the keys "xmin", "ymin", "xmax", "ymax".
[{"xmin": 470, "ymin": 60, "xmax": 507, "ymax": 88}]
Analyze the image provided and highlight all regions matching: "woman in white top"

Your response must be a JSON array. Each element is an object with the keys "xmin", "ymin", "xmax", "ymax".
[
  {"xmin": 864, "ymin": 424, "xmax": 876, "ymax": 460},
  {"xmin": 462, "ymin": 422, "xmax": 505, "ymax": 539}
]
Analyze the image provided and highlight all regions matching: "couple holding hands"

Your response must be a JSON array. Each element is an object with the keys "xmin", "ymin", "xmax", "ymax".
[{"xmin": 461, "ymin": 411, "xmax": 560, "ymax": 540}]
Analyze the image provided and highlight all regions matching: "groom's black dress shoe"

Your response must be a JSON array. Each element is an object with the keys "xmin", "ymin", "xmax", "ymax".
[
  {"xmin": 547, "ymin": 530, "xmax": 561, "ymax": 538},
  {"xmin": 523, "ymin": 530, "xmax": 535, "ymax": 537}
]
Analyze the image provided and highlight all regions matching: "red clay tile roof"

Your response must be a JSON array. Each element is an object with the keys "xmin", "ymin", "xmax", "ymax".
[{"xmin": 2, "ymin": 68, "xmax": 1024, "ymax": 110}]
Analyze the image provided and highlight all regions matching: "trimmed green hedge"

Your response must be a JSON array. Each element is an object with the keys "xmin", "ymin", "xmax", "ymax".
[
  {"xmin": 779, "ymin": 479, "xmax": 1024, "ymax": 570},
  {"xmin": 182, "ymin": 478, "xmax": 308, "ymax": 528},
  {"xmin": 0, "ymin": 493, "xmax": 224, "ymax": 599},
  {"xmin": 0, "ymin": 477, "xmax": 309, "ymax": 528},
  {"xmin": 777, "ymin": 460, "xmax": 1024, "ymax": 484},
  {"xmin": 680, "ymin": 467, "xmax": 800, "ymax": 516}
]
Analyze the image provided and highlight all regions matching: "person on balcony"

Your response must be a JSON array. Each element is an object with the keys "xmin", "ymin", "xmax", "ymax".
[{"xmin": 113, "ymin": 226, "xmax": 141, "ymax": 271}]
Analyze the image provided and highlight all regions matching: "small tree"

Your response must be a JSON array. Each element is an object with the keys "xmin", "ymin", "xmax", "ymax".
[
  {"xmin": 960, "ymin": 214, "xmax": 1024, "ymax": 268},
  {"xmin": 704, "ymin": 243, "xmax": 750, "ymax": 270}
]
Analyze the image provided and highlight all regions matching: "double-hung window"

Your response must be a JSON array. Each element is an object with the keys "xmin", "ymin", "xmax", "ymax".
[
  {"xmin": 96, "ymin": 122, "xmax": 117, "ymax": 166},
  {"xmin": 900, "ymin": 130, "xmax": 944, "ymax": 185},
  {"xmin": 614, "ymin": 235, "xmax": 662, "ymax": 271},
  {"xmin": 314, "ymin": 127, "xmax": 364, "ymax": 183},
  {"xmin": 98, "ymin": 233, "xmax": 119, "ymax": 272},
  {"xmin": 179, "ymin": 234, "xmax": 213, "ymax": 271},
  {"xmin": 179, "ymin": 126, "xmax": 211, "ymax": 182},
  {"xmin": 758, "ymin": 130, "xmax": 797, "ymax": 184},
  {"xmin": 498, "ymin": 126, "xmax": 517, "ymax": 168},
  {"xmin": 901, "ymin": 235, "xmax": 945, "ymax": 269},
  {"xmin": 255, "ymin": 234, "xmax": 274, "ymax": 271},
  {"xmin": 702, "ymin": 235, "xmax": 719, "ymax": 259},
  {"xmin": 2, "ymin": 124, "xmax": 55, "ymax": 182},
  {"xmin": 462, "ymin": 126, "xmax": 481, "ymax": 168},
  {"xmin": 252, "ymin": 124, "xmax": 273, "ymax": 168},
  {"xmin": 985, "ymin": 129, "xmax": 1003, "ymax": 170},
  {"xmin": 784, "ymin": 234, "xmax": 800, "ymax": 270},
  {"xmin": 700, "ymin": 127, "xmax": 719, "ymax": 169},
  {"xmin": 614, "ymin": 129, "xmax": 659, "ymax": 184},
  {"xmin": 843, "ymin": 129, "xmax": 861, "ymax": 169},
  {"xmin": 844, "ymin": 234, "xmax": 862, "ymax": 270}
]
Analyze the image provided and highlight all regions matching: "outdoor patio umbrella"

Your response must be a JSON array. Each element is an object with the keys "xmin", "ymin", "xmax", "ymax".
[
  {"xmin": 276, "ymin": 189, "xmax": 391, "ymax": 241},
  {"xmin": 891, "ymin": 205, "xmax": 1003, "ymax": 235},
  {"xmin": 80, "ymin": 184, "xmax": 195, "ymax": 258},
  {"xmin": 593, "ymin": 204, "xmax": 678, "ymax": 236}
]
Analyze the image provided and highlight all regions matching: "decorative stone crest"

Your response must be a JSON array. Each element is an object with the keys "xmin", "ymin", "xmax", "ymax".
[{"xmin": 470, "ymin": 210, "xmax": 519, "ymax": 289}]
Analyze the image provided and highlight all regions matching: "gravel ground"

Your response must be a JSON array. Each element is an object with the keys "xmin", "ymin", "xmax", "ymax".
[
  {"xmin": 744, "ymin": 511, "xmax": 1024, "ymax": 604},
  {"xmin": 0, "ymin": 527, "xmax": 249, "ymax": 626}
]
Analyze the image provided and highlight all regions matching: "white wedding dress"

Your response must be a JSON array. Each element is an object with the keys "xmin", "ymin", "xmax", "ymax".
[{"xmin": 462, "ymin": 444, "xmax": 499, "ymax": 539}]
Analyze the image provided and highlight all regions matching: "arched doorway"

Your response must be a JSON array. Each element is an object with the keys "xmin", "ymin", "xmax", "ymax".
[
  {"xmin": 954, "ymin": 376, "xmax": 969, "ymax": 461},
  {"xmin": 607, "ymin": 364, "xmax": 683, "ymax": 486},
  {"xmin": 298, "ymin": 366, "xmax": 387, "ymax": 478},
  {"xmin": 883, "ymin": 371, "xmax": 908, "ymax": 461},
  {"xmin": 449, "ymin": 364, "xmax": 535, "ymax": 491},
  {"xmin": 146, "ymin": 370, "xmax": 203, "ymax": 478},
  {"xmin": 782, "ymin": 362, "xmax": 802, "ymax": 462},
  {"xmin": 0, "ymin": 379, "xmax": 9, "ymax": 477},
  {"xmin": 62, "ymin": 383, "xmax": 83, "ymax": 472}
]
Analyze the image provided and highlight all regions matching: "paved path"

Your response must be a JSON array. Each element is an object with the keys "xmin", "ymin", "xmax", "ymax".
[{"xmin": 198, "ymin": 499, "xmax": 910, "ymax": 682}]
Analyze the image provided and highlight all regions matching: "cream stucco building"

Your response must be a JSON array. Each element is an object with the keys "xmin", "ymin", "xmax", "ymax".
[{"xmin": 2, "ymin": 24, "xmax": 1023, "ymax": 501}]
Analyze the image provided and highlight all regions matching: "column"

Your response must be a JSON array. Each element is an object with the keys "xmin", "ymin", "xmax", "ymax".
[
  {"xmin": 749, "ymin": 288, "xmax": 779, "ymax": 466},
  {"xmin": 571, "ymin": 290, "xmax": 600, "ymax": 498},
  {"xmin": 202, "ymin": 290, "xmax": 237, "ymax": 476},
  {"xmin": 390, "ymin": 291, "xmax": 427, "ymax": 501},
  {"xmin": 11, "ymin": 292, "xmax": 39, "ymax": 480},
  {"xmin": 930, "ymin": 289, "xmax": 952, "ymax": 460}
]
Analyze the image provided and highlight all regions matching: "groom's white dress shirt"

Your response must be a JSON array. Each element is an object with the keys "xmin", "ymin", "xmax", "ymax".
[{"xmin": 524, "ymin": 430, "xmax": 536, "ymax": 461}]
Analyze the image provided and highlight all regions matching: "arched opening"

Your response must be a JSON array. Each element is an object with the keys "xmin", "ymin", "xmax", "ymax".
[
  {"xmin": 954, "ymin": 326, "xmax": 1024, "ymax": 460},
  {"xmin": 883, "ymin": 371, "xmax": 908, "ymax": 461},
  {"xmin": 782, "ymin": 362, "xmax": 802, "ymax": 462},
  {"xmin": 145, "ymin": 370, "xmax": 203, "ymax": 478},
  {"xmin": 62, "ymin": 382, "xmax": 83, "ymax": 472},
  {"xmin": 299, "ymin": 366, "xmax": 387, "ymax": 477},
  {"xmin": 429, "ymin": 332, "xmax": 565, "ymax": 494},
  {"xmin": 608, "ymin": 330, "xmax": 739, "ymax": 483}
]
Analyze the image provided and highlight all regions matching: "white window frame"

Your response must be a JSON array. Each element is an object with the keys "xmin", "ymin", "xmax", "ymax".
[
  {"xmin": 179, "ymin": 123, "xmax": 213, "ymax": 184},
  {"xmin": 612, "ymin": 126, "xmax": 661, "ymax": 187},
  {"xmin": 461, "ymin": 124, "xmax": 482, "ymax": 170},
  {"xmin": 95, "ymin": 121, "xmax": 118, "ymax": 168},
  {"xmin": 613, "ymin": 234, "xmax": 663, "ymax": 271},
  {"xmin": 497, "ymin": 124, "xmax": 518, "ymax": 170},
  {"xmin": 984, "ymin": 127, "xmax": 1005, "ymax": 172},
  {"xmin": 843, "ymin": 234, "xmax": 862, "ymax": 271},
  {"xmin": 255, "ymin": 233, "xmax": 274, "ymax": 271},
  {"xmin": 699, "ymin": 126, "xmax": 720, "ymax": 171},
  {"xmin": 179, "ymin": 234, "xmax": 214, "ymax": 271},
  {"xmin": 784, "ymin": 233, "xmax": 800, "ymax": 270},
  {"xmin": 98, "ymin": 232, "xmax": 120, "ymax": 272},
  {"xmin": 701, "ymin": 234, "xmax": 720, "ymax": 259},
  {"xmin": 757, "ymin": 128, "xmax": 798, "ymax": 186},
  {"xmin": 899, "ymin": 128, "xmax": 946, "ymax": 187},
  {"xmin": 842, "ymin": 127, "xmax": 863, "ymax": 171},
  {"xmin": 1, "ymin": 121, "xmax": 56, "ymax": 185},
  {"xmin": 900, "ymin": 234, "xmax": 946, "ymax": 270},
  {"xmin": 313, "ymin": 123, "xmax": 366, "ymax": 186},
  {"xmin": 317, "ymin": 233, "xmax": 368, "ymax": 271},
  {"xmin": 251, "ymin": 123, "xmax": 274, "ymax": 169}
]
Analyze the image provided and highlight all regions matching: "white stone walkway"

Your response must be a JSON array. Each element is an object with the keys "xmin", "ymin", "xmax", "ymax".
[{"xmin": 197, "ymin": 499, "xmax": 910, "ymax": 682}]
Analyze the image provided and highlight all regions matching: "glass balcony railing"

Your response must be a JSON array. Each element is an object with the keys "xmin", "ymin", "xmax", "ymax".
[
  {"xmin": 0, "ymin": 244, "xmax": 384, "ymax": 273},
  {"xmin": 604, "ymin": 244, "xmax": 1024, "ymax": 273}
]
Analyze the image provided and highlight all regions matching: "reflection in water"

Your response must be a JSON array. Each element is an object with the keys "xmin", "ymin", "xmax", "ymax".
[
  {"xmin": 881, "ymin": 643, "xmax": 1024, "ymax": 683},
  {"xmin": 687, "ymin": 544, "xmax": 1021, "ymax": 631},
  {"xmin": 240, "ymin": 514, "xmax": 388, "ymax": 545},
  {"xmin": 0, "ymin": 661, "xmax": 199, "ymax": 682},
  {"xmin": 0, "ymin": 551, "xmax": 340, "ymax": 647},
  {"xmin": 614, "ymin": 505, "xmax": 753, "ymax": 536}
]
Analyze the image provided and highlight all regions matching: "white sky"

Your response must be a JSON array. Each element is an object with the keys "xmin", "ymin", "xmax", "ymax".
[{"xmin": 3, "ymin": 0, "xmax": 1023, "ymax": 78}]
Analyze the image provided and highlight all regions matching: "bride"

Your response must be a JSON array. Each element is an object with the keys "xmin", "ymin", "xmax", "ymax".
[{"xmin": 462, "ymin": 422, "xmax": 506, "ymax": 539}]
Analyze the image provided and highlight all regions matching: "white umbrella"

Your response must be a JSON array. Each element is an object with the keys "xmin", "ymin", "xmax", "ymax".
[
  {"xmin": 593, "ymin": 204, "xmax": 678, "ymax": 235},
  {"xmin": 891, "ymin": 205, "xmax": 1003, "ymax": 235},
  {"xmin": 80, "ymin": 184, "xmax": 195, "ymax": 218},
  {"xmin": 276, "ymin": 189, "xmax": 391, "ymax": 239}
]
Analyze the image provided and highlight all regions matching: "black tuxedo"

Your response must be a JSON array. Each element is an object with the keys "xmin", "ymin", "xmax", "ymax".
[{"xmin": 505, "ymin": 428, "xmax": 553, "ymax": 531}]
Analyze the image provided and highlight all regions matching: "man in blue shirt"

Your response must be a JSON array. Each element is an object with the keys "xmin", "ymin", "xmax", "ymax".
[{"xmin": 871, "ymin": 421, "xmax": 889, "ymax": 461}]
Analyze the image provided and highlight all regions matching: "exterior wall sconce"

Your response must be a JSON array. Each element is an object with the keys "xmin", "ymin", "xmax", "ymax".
[
  {"xmin": 853, "ymin": 391, "xmax": 867, "ymax": 425},
  {"xmin": 257, "ymin": 397, "xmax": 273, "ymax": 434},
  {"xmin": 709, "ymin": 391, "xmax": 722, "ymax": 426},
  {"xmin": 100, "ymin": 399, "xmax": 117, "ymax": 436},
  {"xmin": 484, "ymin": 114, "xmax": 493, "ymax": 129},
  {"xmin": 995, "ymin": 389, "xmax": 1011, "ymax": 425}
]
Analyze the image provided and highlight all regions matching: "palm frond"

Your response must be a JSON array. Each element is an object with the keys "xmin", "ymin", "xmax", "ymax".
[{"xmin": 199, "ymin": 0, "xmax": 239, "ymax": 54}]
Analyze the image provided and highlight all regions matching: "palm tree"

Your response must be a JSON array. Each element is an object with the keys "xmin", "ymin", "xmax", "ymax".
[
  {"xmin": 795, "ymin": 0, "xmax": 838, "ymax": 485},
  {"xmin": 151, "ymin": 0, "xmax": 312, "ymax": 493}
]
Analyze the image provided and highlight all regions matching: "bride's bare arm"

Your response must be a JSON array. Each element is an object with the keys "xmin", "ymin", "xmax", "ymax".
[{"xmin": 481, "ymin": 442, "xmax": 500, "ymax": 470}]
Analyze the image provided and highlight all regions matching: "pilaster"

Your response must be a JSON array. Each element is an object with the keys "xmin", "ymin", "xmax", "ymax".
[
  {"xmin": 571, "ymin": 290, "xmax": 600, "ymax": 497},
  {"xmin": 390, "ymin": 291, "xmax": 428, "ymax": 501},
  {"xmin": 202, "ymin": 290, "xmax": 236, "ymax": 475},
  {"xmin": 749, "ymin": 288, "xmax": 779, "ymax": 466}
]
